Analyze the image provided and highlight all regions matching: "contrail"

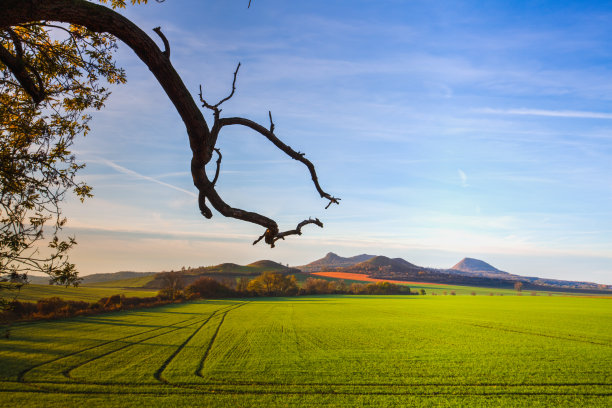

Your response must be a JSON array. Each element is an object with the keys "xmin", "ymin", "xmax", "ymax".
[{"xmin": 100, "ymin": 159, "xmax": 197, "ymax": 198}]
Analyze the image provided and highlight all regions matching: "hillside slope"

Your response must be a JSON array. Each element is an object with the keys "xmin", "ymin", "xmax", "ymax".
[
  {"xmin": 449, "ymin": 258, "xmax": 515, "ymax": 279},
  {"xmin": 298, "ymin": 252, "xmax": 375, "ymax": 272}
]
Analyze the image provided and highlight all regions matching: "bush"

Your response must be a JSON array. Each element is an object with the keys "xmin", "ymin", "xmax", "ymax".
[
  {"xmin": 106, "ymin": 294, "xmax": 122, "ymax": 307},
  {"xmin": 302, "ymin": 278, "xmax": 337, "ymax": 294},
  {"xmin": 247, "ymin": 273, "xmax": 298, "ymax": 296},
  {"xmin": 185, "ymin": 277, "xmax": 235, "ymax": 299}
]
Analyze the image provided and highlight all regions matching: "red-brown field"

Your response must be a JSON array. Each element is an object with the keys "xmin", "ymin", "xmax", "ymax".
[{"xmin": 312, "ymin": 271, "xmax": 446, "ymax": 286}]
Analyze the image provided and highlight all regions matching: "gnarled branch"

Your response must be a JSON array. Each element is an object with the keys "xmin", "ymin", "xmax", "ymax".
[
  {"xmin": 216, "ymin": 116, "xmax": 340, "ymax": 209},
  {"xmin": 0, "ymin": 0, "xmax": 339, "ymax": 247}
]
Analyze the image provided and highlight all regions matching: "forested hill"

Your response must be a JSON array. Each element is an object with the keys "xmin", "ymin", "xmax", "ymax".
[{"xmin": 298, "ymin": 252, "xmax": 376, "ymax": 272}]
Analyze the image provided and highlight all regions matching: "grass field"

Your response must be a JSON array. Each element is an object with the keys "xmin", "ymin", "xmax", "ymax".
[
  {"xmin": 8, "ymin": 284, "xmax": 158, "ymax": 303},
  {"xmin": 1, "ymin": 295, "xmax": 610, "ymax": 407}
]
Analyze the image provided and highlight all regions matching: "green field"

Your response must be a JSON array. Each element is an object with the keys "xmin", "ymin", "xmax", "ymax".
[
  {"xmin": 8, "ymin": 284, "xmax": 158, "ymax": 303},
  {"xmin": 1, "ymin": 296, "xmax": 611, "ymax": 407}
]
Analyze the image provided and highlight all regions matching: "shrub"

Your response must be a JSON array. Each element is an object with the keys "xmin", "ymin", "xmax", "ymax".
[
  {"xmin": 103, "ymin": 294, "xmax": 122, "ymax": 309},
  {"xmin": 302, "ymin": 278, "xmax": 336, "ymax": 295},
  {"xmin": 185, "ymin": 277, "xmax": 235, "ymax": 299},
  {"xmin": 247, "ymin": 272, "xmax": 298, "ymax": 297},
  {"xmin": 37, "ymin": 297, "xmax": 68, "ymax": 316}
]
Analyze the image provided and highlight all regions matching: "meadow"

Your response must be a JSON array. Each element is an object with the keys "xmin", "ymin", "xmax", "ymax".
[
  {"xmin": 0, "ymin": 295, "xmax": 610, "ymax": 407},
  {"xmin": 7, "ymin": 284, "xmax": 158, "ymax": 303}
]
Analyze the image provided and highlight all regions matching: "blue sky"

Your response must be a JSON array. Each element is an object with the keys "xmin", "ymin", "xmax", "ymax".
[{"xmin": 62, "ymin": 0, "xmax": 611, "ymax": 284}]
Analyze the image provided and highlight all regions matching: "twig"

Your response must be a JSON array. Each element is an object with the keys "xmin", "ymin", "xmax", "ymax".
[
  {"xmin": 199, "ymin": 62, "xmax": 241, "ymax": 113},
  {"xmin": 211, "ymin": 148, "xmax": 222, "ymax": 186},
  {"xmin": 152, "ymin": 26, "xmax": 170, "ymax": 58}
]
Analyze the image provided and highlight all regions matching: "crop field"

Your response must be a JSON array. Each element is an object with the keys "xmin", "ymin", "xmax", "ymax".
[
  {"xmin": 1, "ymin": 296, "xmax": 610, "ymax": 407},
  {"xmin": 8, "ymin": 284, "xmax": 158, "ymax": 303}
]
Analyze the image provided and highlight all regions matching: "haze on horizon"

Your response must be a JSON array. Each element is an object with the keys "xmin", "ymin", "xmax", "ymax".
[{"xmin": 58, "ymin": 1, "xmax": 611, "ymax": 284}]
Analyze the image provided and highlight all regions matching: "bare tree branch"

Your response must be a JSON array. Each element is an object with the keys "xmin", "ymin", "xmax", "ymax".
[
  {"xmin": 0, "ymin": 0, "xmax": 339, "ymax": 248},
  {"xmin": 211, "ymin": 147, "xmax": 222, "ymax": 186},
  {"xmin": 253, "ymin": 218, "xmax": 323, "ymax": 247},
  {"xmin": 217, "ymin": 116, "xmax": 340, "ymax": 209},
  {"xmin": 268, "ymin": 110, "xmax": 274, "ymax": 133},
  {"xmin": 152, "ymin": 26, "xmax": 170, "ymax": 58},
  {"xmin": 198, "ymin": 62, "xmax": 241, "ymax": 113}
]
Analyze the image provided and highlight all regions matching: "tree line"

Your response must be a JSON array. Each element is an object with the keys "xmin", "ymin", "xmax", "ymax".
[
  {"xmin": 1, "ymin": 272, "xmax": 418, "ymax": 328},
  {"xmin": 161, "ymin": 271, "xmax": 415, "ymax": 300}
]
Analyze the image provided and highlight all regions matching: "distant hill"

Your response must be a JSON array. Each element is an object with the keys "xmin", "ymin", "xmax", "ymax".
[
  {"xmin": 24, "ymin": 271, "xmax": 157, "ymax": 286},
  {"xmin": 25, "ymin": 275, "xmax": 51, "ymax": 285},
  {"xmin": 449, "ymin": 258, "xmax": 515, "ymax": 279},
  {"xmin": 142, "ymin": 260, "xmax": 298, "ymax": 289},
  {"xmin": 298, "ymin": 252, "xmax": 375, "ymax": 272},
  {"xmin": 336, "ymin": 255, "xmax": 612, "ymax": 294},
  {"xmin": 247, "ymin": 260, "xmax": 288, "ymax": 269},
  {"xmin": 81, "ymin": 271, "xmax": 157, "ymax": 284},
  {"xmin": 361, "ymin": 256, "xmax": 418, "ymax": 270}
]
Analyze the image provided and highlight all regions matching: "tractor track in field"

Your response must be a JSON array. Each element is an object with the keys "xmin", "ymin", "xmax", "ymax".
[
  {"xmin": 2, "ymin": 380, "xmax": 612, "ymax": 398},
  {"xmin": 464, "ymin": 322, "xmax": 612, "ymax": 347},
  {"xmin": 199, "ymin": 379, "xmax": 612, "ymax": 388},
  {"xmin": 194, "ymin": 304, "xmax": 241, "ymax": 379},
  {"xmin": 18, "ymin": 302, "xmax": 245, "ymax": 391},
  {"xmin": 63, "ymin": 302, "xmax": 246, "ymax": 383},
  {"xmin": 61, "ymin": 316, "xmax": 206, "ymax": 381},
  {"xmin": 155, "ymin": 301, "xmax": 250, "ymax": 383},
  {"xmin": 17, "ymin": 315, "xmax": 198, "ymax": 384}
]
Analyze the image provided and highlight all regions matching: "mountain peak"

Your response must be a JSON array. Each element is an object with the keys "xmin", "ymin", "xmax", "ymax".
[
  {"xmin": 324, "ymin": 252, "xmax": 341, "ymax": 260},
  {"xmin": 451, "ymin": 258, "xmax": 503, "ymax": 274}
]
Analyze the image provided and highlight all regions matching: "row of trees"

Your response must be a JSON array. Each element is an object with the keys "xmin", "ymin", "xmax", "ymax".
[{"xmin": 162, "ymin": 272, "xmax": 416, "ymax": 301}]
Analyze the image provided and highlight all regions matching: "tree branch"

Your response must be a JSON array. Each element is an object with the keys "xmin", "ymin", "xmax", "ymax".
[
  {"xmin": 152, "ymin": 26, "xmax": 169, "ymax": 58},
  {"xmin": 0, "ymin": 0, "xmax": 339, "ymax": 247},
  {"xmin": 211, "ymin": 147, "xmax": 222, "ymax": 186},
  {"xmin": 0, "ymin": 29, "xmax": 45, "ymax": 104},
  {"xmin": 217, "ymin": 116, "xmax": 340, "ymax": 208},
  {"xmin": 198, "ymin": 62, "xmax": 240, "ymax": 113}
]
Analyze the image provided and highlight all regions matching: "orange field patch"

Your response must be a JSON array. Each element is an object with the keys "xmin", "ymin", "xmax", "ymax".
[{"xmin": 311, "ymin": 271, "xmax": 446, "ymax": 286}]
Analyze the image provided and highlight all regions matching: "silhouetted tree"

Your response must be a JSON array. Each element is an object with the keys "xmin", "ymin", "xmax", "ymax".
[{"xmin": 158, "ymin": 271, "xmax": 183, "ymax": 300}]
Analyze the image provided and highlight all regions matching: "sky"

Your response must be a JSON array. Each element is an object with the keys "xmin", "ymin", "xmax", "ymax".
[{"xmin": 60, "ymin": 0, "xmax": 611, "ymax": 284}]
